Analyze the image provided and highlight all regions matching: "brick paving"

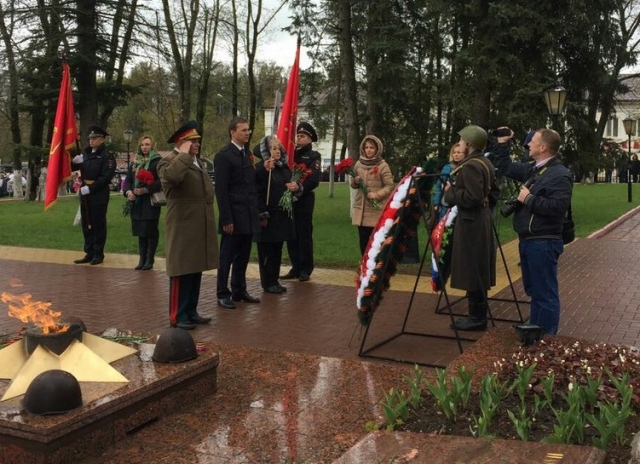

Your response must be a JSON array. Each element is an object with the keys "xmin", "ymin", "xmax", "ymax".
[
  {"xmin": 3, "ymin": 209, "xmax": 640, "ymax": 463},
  {"xmin": 2, "ymin": 206, "xmax": 640, "ymax": 362}
]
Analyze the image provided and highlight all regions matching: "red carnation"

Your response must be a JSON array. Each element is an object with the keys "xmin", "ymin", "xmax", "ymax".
[
  {"xmin": 136, "ymin": 168, "xmax": 155, "ymax": 186},
  {"xmin": 334, "ymin": 157, "xmax": 381, "ymax": 210},
  {"xmin": 335, "ymin": 158, "xmax": 354, "ymax": 176}
]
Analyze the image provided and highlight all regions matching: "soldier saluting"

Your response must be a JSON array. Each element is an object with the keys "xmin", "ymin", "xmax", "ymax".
[{"xmin": 71, "ymin": 125, "xmax": 116, "ymax": 265}]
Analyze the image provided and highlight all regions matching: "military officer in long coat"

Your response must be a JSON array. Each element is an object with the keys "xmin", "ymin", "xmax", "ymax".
[
  {"xmin": 158, "ymin": 121, "xmax": 218, "ymax": 330},
  {"xmin": 443, "ymin": 125, "xmax": 499, "ymax": 331},
  {"xmin": 72, "ymin": 125, "xmax": 116, "ymax": 265}
]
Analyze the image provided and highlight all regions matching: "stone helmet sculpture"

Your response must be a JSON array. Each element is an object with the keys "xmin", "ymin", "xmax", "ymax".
[
  {"xmin": 152, "ymin": 328, "xmax": 198, "ymax": 363},
  {"xmin": 23, "ymin": 369, "xmax": 83, "ymax": 415}
]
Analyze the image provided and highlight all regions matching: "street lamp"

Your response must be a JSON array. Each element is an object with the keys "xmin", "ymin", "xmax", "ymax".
[
  {"xmin": 623, "ymin": 116, "xmax": 636, "ymax": 203},
  {"xmin": 123, "ymin": 129, "xmax": 133, "ymax": 168},
  {"xmin": 543, "ymin": 86, "xmax": 568, "ymax": 129}
]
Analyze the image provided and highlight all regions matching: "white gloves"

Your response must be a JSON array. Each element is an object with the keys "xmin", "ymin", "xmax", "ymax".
[
  {"xmin": 80, "ymin": 186, "xmax": 90, "ymax": 195},
  {"xmin": 72, "ymin": 155, "xmax": 84, "ymax": 164}
]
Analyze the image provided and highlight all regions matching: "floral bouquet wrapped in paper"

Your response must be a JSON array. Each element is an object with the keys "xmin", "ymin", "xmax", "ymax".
[
  {"xmin": 279, "ymin": 163, "xmax": 312, "ymax": 217},
  {"xmin": 335, "ymin": 158, "xmax": 381, "ymax": 209}
]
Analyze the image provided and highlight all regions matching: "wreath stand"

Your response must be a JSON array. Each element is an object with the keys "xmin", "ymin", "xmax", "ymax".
[
  {"xmin": 433, "ymin": 216, "xmax": 530, "ymax": 323},
  {"xmin": 357, "ymin": 172, "xmax": 476, "ymax": 368}
]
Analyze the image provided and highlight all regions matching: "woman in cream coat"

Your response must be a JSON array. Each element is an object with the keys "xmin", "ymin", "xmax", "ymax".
[{"xmin": 350, "ymin": 135, "xmax": 394, "ymax": 255}]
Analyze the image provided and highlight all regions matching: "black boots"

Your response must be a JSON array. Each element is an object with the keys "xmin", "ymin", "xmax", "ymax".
[
  {"xmin": 135, "ymin": 237, "xmax": 148, "ymax": 270},
  {"xmin": 142, "ymin": 235, "xmax": 158, "ymax": 270},
  {"xmin": 451, "ymin": 291, "xmax": 488, "ymax": 331}
]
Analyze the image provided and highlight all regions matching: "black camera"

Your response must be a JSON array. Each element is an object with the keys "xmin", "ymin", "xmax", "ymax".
[
  {"xmin": 500, "ymin": 197, "xmax": 520, "ymax": 217},
  {"xmin": 500, "ymin": 177, "xmax": 534, "ymax": 217},
  {"xmin": 490, "ymin": 128, "xmax": 511, "ymax": 137}
]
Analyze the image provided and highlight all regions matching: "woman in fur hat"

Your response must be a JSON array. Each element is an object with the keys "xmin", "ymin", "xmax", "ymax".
[{"xmin": 351, "ymin": 135, "xmax": 394, "ymax": 255}]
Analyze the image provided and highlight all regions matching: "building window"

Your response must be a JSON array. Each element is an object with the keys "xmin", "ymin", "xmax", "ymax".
[{"xmin": 607, "ymin": 118, "xmax": 619, "ymax": 137}]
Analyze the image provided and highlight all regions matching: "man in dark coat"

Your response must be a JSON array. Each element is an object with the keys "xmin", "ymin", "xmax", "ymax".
[
  {"xmin": 158, "ymin": 121, "xmax": 218, "ymax": 330},
  {"xmin": 71, "ymin": 125, "xmax": 117, "ymax": 265},
  {"xmin": 444, "ymin": 125, "xmax": 499, "ymax": 331},
  {"xmin": 214, "ymin": 117, "xmax": 261, "ymax": 309},
  {"xmin": 492, "ymin": 128, "xmax": 572, "ymax": 335},
  {"xmin": 280, "ymin": 122, "xmax": 322, "ymax": 282}
]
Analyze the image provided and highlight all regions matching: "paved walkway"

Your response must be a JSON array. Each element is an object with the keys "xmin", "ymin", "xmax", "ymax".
[{"xmin": 1, "ymin": 207, "xmax": 640, "ymax": 463}]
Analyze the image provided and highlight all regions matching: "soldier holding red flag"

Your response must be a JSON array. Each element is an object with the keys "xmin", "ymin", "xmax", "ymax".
[{"xmin": 71, "ymin": 126, "xmax": 116, "ymax": 265}]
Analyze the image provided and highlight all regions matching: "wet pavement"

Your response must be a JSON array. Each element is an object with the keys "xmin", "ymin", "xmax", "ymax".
[{"xmin": 1, "ymin": 206, "xmax": 640, "ymax": 462}]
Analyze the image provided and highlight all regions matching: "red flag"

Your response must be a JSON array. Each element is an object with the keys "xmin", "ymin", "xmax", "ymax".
[
  {"xmin": 277, "ymin": 39, "xmax": 300, "ymax": 168},
  {"xmin": 45, "ymin": 62, "xmax": 77, "ymax": 210}
]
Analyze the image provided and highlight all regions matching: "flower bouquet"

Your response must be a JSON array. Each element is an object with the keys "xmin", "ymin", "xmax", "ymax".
[
  {"xmin": 122, "ymin": 168, "xmax": 155, "ymax": 217},
  {"xmin": 335, "ymin": 158, "xmax": 381, "ymax": 209},
  {"xmin": 279, "ymin": 163, "xmax": 312, "ymax": 217},
  {"xmin": 136, "ymin": 168, "xmax": 154, "ymax": 186}
]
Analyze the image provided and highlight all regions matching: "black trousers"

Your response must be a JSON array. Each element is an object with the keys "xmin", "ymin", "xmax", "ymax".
[
  {"xmin": 169, "ymin": 272, "xmax": 203, "ymax": 325},
  {"xmin": 286, "ymin": 193, "xmax": 315, "ymax": 275},
  {"xmin": 80, "ymin": 198, "xmax": 108, "ymax": 258},
  {"xmin": 217, "ymin": 233, "xmax": 253, "ymax": 298},
  {"xmin": 257, "ymin": 241, "xmax": 284, "ymax": 289},
  {"xmin": 357, "ymin": 226, "xmax": 374, "ymax": 256}
]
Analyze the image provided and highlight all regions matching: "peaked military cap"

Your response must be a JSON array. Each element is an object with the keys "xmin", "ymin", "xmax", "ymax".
[
  {"xmin": 88, "ymin": 125, "xmax": 109, "ymax": 138},
  {"xmin": 296, "ymin": 122, "xmax": 318, "ymax": 142},
  {"xmin": 167, "ymin": 120, "xmax": 201, "ymax": 144}
]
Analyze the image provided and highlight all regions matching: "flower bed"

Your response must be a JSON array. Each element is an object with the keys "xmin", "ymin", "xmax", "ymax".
[{"xmin": 375, "ymin": 327, "xmax": 639, "ymax": 463}]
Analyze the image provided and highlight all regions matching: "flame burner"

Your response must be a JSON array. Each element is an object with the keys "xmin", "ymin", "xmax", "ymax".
[{"xmin": 25, "ymin": 324, "xmax": 83, "ymax": 356}]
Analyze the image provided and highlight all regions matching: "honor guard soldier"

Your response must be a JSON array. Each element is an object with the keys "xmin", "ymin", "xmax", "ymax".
[
  {"xmin": 72, "ymin": 125, "xmax": 116, "ymax": 265},
  {"xmin": 280, "ymin": 121, "xmax": 322, "ymax": 282}
]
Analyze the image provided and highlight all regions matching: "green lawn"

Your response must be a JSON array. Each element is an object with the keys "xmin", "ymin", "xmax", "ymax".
[{"xmin": 0, "ymin": 182, "xmax": 637, "ymax": 269}]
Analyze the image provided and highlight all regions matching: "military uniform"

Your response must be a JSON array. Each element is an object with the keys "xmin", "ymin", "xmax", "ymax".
[
  {"xmin": 72, "ymin": 126, "xmax": 116, "ymax": 265},
  {"xmin": 282, "ymin": 122, "xmax": 322, "ymax": 281},
  {"xmin": 159, "ymin": 120, "xmax": 218, "ymax": 330}
]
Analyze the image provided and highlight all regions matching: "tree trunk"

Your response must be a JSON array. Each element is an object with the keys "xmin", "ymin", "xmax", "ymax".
[
  {"xmin": 196, "ymin": 3, "xmax": 221, "ymax": 130},
  {"xmin": 231, "ymin": 0, "xmax": 239, "ymax": 117},
  {"xmin": 100, "ymin": 0, "xmax": 139, "ymax": 123},
  {"xmin": 162, "ymin": 0, "xmax": 199, "ymax": 123},
  {"xmin": 76, "ymin": 0, "xmax": 99, "ymax": 137},
  {"xmin": 246, "ymin": 0, "xmax": 262, "ymax": 142},
  {"xmin": 329, "ymin": 73, "xmax": 342, "ymax": 198},
  {"xmin": 337, "ymin": 0, "xmax": 359, "ymax": 160},
  {"xmin": 0, "ymin": 1, "xmax": 23, "ymax": 193}
]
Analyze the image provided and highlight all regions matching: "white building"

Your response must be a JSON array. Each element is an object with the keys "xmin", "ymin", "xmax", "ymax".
[{"xmin": 600, "ymin": 75, "xmax": 640, "ymax": 150}]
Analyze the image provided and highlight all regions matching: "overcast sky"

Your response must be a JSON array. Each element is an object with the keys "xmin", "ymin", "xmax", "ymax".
[{"xmin": 212, "ymin": 1, "xmax": 313, "ymax": 71}]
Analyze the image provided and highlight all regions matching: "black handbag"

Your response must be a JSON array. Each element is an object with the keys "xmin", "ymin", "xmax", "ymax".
[{"xmin": 562, "ymin": 203, "xmax": 575, "ymax": 245}]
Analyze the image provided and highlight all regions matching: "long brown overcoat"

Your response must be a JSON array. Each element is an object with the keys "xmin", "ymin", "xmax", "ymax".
[
  {"xmin": 443, "ymin": 152, "xmax": 498, "ymax": 291},
  {"xmin": 157, "ymin": 150, "xmax": 218, "ymax": 277}
]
